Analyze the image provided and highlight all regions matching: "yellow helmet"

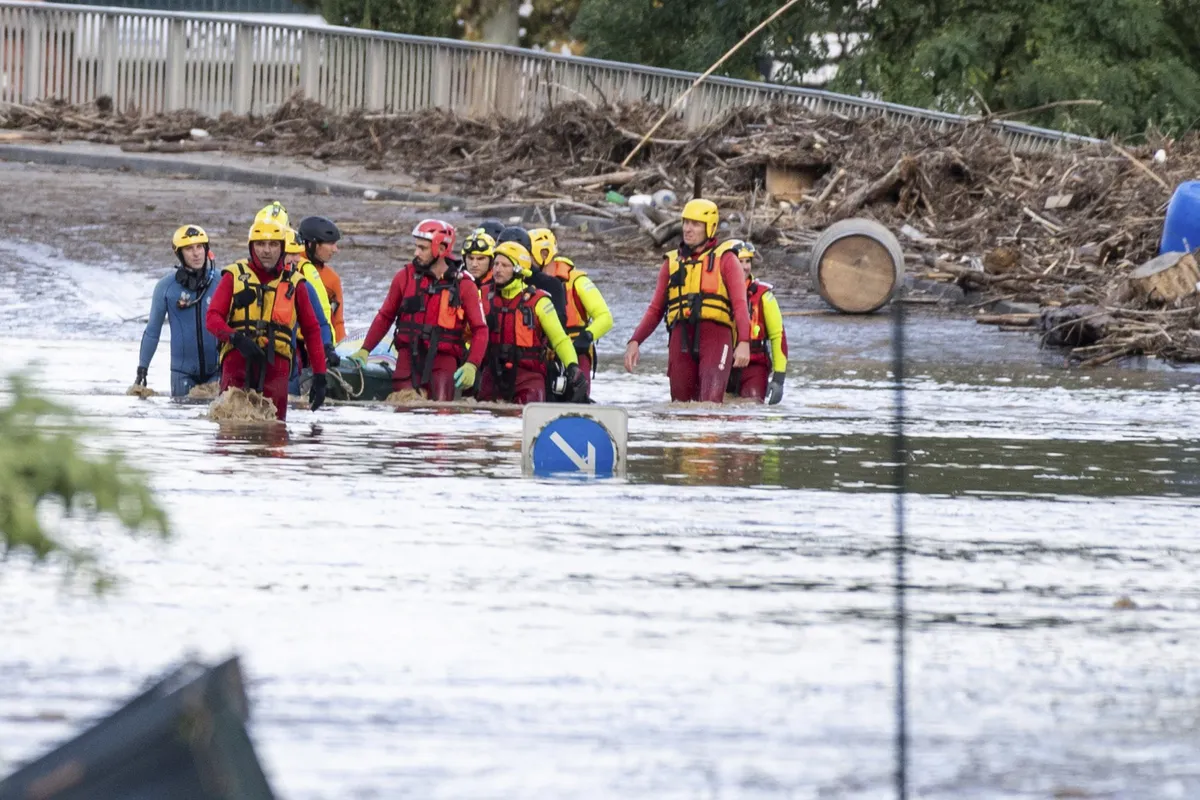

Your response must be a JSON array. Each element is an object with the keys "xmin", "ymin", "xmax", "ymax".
[
  {"xmin": 284, "ymin": 228, "xmax": 305, "ymax": 255},
  {"xmin": 462, "ymin": 230, "xmax": 496, "ymax": 258},
  {"xmin": 248, "ymin": 218, "xmax": 288, "ymax": 244},
  {"xmin": 493, "ymin": 241, "xmax": 532, "ymax": 276},
  {"xmin": 255, "ymin": 201, "xmax": 289, "ymax": 228},
  {"xmin": 528, "ymin": 227, "xmax": 558, "ymax": 267},
  {"xmin": 682, "ymin": 198, "xmax": 719, "ymax": 239},
  {"xmin": 172, "ymin": 224, "xmax": 209, "ymax": 251},
  {"xmin": 721, "ymin": 238, "xmax": 756, "ymax": 260}
]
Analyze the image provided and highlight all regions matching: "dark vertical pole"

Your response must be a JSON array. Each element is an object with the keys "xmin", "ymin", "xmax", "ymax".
[{"xmin": 891, "ymin": 296, "xmax": 909, "ymax": 800}]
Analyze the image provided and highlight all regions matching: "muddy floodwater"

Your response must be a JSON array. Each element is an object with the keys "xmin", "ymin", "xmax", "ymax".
[{"xmin": 2, "ymin": 164, "xmax": 1200, "ymax": 799}]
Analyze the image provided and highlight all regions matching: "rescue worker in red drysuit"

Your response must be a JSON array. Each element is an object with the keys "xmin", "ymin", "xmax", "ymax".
[
  {"xmin": 463, "ymin": 229, "xmax": 497, "ymax": 305},
  {"xmin": 624, "ymin": 199, "xmax": 751, "ymax": 403},
  {"xmin": 724, "ymin": 240, "xmax": 789, "ymax": 404},
  {"xmin": 478, "ymin": 241, "xmax": 587, "ymax": 405},
  {"xmin": 349, "ymin": 219, "xmax": 489, "ymax": 401},
  {"xmin": 205, "ymin": 217, "xmax": 328, "ymax": 420}
]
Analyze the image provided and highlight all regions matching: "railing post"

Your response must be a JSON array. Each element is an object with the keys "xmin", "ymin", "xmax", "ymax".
[
  {"xmin": 364, "ymin": 38, "xmax": 384, "ymax": 110},
  {"xmin": 232, "ymin": 23, "xmax": 253, "ymax": 114},
  {"xmin": 300, "ymin": 30, "xmax": 319, "ymax": 101},
  {"xmin": 22, "ymin": 12, "xmax": 45, "ymax": 102},
  {"xmin": 431, "ymin": 46, "xmax": 450, "ymax": 110},
  {"xmin": 165, "ymin": 18, "xmax": 185, "ymax": 111},
  {"xmin": 99, "ymin": 13, "xmax": 117, "ymax": 100},
  {"xmin": 683, "ymin": 93, "xmax": 704, "ymax": 130}
]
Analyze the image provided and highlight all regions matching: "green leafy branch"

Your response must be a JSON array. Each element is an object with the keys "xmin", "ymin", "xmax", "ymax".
[{"xmin": 0, "ymin": 375, "xmax": 171, "ymax": 592}]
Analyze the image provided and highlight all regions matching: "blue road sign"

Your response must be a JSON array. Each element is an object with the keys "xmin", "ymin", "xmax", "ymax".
[{"xmin": 531, "ymin": 415, "xmax": 617, "ymax": 477}]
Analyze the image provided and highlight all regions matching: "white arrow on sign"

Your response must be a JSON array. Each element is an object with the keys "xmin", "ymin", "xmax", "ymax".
[{"xmin": 549, "ymin": 431, "xmax": 596, "ymax": 475}]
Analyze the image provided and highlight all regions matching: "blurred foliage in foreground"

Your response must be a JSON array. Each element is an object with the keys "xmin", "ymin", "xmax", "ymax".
[{"xmin": 0, "ymin": 375, "xmax": 170, "ymax": 592}]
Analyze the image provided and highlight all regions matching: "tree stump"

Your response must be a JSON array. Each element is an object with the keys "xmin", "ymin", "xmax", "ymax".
[{"xmin": 1126, "ymin": 252, "xmax": 1200, "ymax": 306}]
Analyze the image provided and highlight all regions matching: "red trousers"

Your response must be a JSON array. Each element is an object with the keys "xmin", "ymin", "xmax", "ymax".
[
  {"xmin": 478, "ymin": 367, "xmax": 546, "ymax": 405},
  {"xmin": 736, "ymin": 362, "xmax": 770, "ymax": 401},
  {"xmin": 220, "ymin": 351, "xmax": 292, "ymax": 420},
  {"xmin": 393, "ymin": 349, "xmax": 458, "ymax": 401},
  {"xmin": 667, "ymin": 321, "xmax": 733, "ymax": 403}
]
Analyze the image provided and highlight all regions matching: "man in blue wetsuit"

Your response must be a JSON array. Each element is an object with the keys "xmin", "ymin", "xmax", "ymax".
[{"xmin": 134, "ymin": 225, "xmax": 221, "ymax": 396}]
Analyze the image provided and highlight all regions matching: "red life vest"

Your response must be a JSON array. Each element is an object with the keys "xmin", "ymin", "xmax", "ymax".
[
  {"xmin": 747, "ymin": 279, "xmax": 788, "ymax": 367},
  {"xmin": 487, "ymin": 284, "xmax": 550, "ymax": 377},
  {"xmin": 393, "ymin": 263, "xmax": 470, "ymax": 387}
]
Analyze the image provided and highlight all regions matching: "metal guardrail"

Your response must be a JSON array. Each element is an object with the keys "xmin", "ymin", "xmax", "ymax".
[{"xmin": 0, "ymin": 0, "xmax": 1101, "ymax": 153}]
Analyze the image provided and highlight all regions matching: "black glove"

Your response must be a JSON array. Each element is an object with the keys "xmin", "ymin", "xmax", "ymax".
[
  {"xmin": 309, "ymin": 372, "xmax": 327, "ymax": 411},
  {"xmin": 564, "ymin": 363, "xmax": 588, "ymax": 403},
  {"xmin": 765, "ymin": 371, "xmax": 785, "ymax": 406},
  {"xmin": 135, "ymin": 366, "xmax": 148, "ymax": 387},
  {"xmin": 230, "ymin": 332, "xmax": 265, "ymax": 363},
  {"xmin": 573, "ymin": 329, "xmax": 594, "ymax": 355},
  {"xmin": 325, "ymin": 345, "xmax": 341, "ymax": 369}
]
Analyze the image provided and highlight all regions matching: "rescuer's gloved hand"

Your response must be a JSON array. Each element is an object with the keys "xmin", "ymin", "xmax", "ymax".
[
  {"xmin": 230, "ymin": 332, "xmax": 265, "ymax": 363},
  {"xmin": 348, "ymin": 348, "xmax": 369, "ymax": 367},
  {"xmin": 325, "ymin": 346, "xmax": 341, "ymax": 369},
  {"xmin": 564, "ymin": 363, "xmax": 588, "ymax": 403},
  {"xmin": 573, "ymin": 330, "xmax": 594, "ymax": 354},
  {"xmin": 454, "ymin": 362, "xmax": 478, "ymax": 389},
  {"xmin": 309, "ymin": 372, "xmax": 327, "ymax": 411},
  {"xmin": 765, "ymin": 372, "xmax": 785, "ymax": 406}
]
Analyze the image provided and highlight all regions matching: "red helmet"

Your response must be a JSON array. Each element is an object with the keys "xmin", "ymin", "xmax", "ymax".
[{"xmin": 412, "ymin": 219, "xmax": 456, "ymax": 260}]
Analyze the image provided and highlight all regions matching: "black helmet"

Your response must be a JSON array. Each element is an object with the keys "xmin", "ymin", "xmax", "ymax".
[
  {"xmin": 496, "ymin": 225, "xmax": 531, "ymax": 252},
  {"xmin": 297, "ymin": 216, "xmax": 341, "ymax": 244},
  {"xmin": 477, "ymin": 219, "xmax": 505, "ymax": 241}
]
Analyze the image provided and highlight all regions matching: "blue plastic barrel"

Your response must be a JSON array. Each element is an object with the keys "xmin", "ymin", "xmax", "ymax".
[{"xmin": 1159, "ymin": 180, "xmax": 1200, "ymax": 254}]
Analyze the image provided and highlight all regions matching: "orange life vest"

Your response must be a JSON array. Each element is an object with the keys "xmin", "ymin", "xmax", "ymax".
[
  {"xmin": 219, "ymin": 260, "xmax": 302, "ymax": 361},
  {"xmin": 748, "ymin": 280, "xmax": 771, "ymax": 352},
  {"xmin": 487, "ymin": 284, "xmax": 550, "ymax": 377},
  {"xmin": 545, "ymin": 257, "xmax": 588, "ymax": 337}
]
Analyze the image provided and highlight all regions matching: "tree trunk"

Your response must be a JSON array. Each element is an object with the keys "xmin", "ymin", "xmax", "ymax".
[{"xmin": 480, "ymin": 0, "xmax": 521, "ymax": 46}]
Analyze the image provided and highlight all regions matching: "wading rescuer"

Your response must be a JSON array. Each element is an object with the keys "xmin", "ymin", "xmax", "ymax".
[
  {"xmin": 205, "ymin": 217, "xmax": 328, "ymax": 420},
  {"xmin": 725, "ymin": 240, "xmax": 787, "ymax": 404},
  {"xmin": 479, "ymin": 241, "xmax": 586, "ymax": 405},
  {"xmin": 284, "ymin": 228, "xmax": 336, "ymax": 366},
  {"xmin": 495, "ymin": 226, "xmax": 567, "ymax": 326},
  {"xmin": 297, "ymin": 215, "xmax": 345, "ymax": 344},
  {"xmin": 624, "ymin": 199, "xmax": 751, "ymax": 402},
  {"xmin": 134, "ymin": 225, "xmax": 221, "ymax": 396},
  {"xmin": 350, "ymin": 219, "xmax": 488, "ymax": 401},
  {"xmin": 529, "ymin": 227, "xmax": 612, "ymax": 400},
  {"xmin": 463, "ymin": 229, "xmax": 496, "ymax": 303}
]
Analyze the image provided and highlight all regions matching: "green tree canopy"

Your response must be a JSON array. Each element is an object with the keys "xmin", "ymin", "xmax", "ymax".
[
  {"xmin": 834, "ymin": 0, "xmax": 1200, "ymax": 137},
  {"xmin": 1, "ymin": 375, "xmax": 170, "ymax": 592},
  {"xmin": 572, "ymin": 0, "xmax": 860, "ymax": 82}
]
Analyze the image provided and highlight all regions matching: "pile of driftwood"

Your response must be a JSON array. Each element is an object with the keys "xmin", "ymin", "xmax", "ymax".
[{"xmin": 5, "ymin": 95, "xmax": 1200, "ymax": 362}]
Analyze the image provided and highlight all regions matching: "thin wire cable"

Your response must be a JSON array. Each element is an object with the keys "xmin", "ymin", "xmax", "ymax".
[{"xmin": 891, "ymin": 297, "xmax": 909, "ymax": 800}]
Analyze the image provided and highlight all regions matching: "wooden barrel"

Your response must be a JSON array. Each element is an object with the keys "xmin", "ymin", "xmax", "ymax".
[{"xmin": 809, "ymin": 219, "xmax": 904, "ymax": 314}]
